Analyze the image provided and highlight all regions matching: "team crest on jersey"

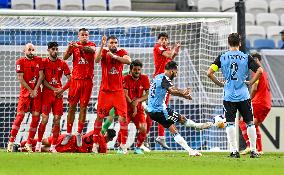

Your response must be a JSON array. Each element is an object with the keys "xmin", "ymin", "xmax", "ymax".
[
  {"xmin": 58, "ymin": 67, "xmax": 61, "ymax": 71},
  {"xmin": 78, "ymin": 57, "xmax": 88, "ymax": 64},
  {"xmin": 29, "ymin": 76, "xmax": 36, "ymax": 83},
  {"xmin": 109, "ymin": 67, "xmax": 119, "ymax": 75},
  {"xmin": 36, "ymin": 64, "xmax": 39, "ymax": 68},
  {"xmin": 16, "ymin": 65, "xmax": 20, "ymax": 70},
  {"xmin": 49, "ymin": 77, "xmax": 58, "ymax": 85},
  {"xmin": 159, "ymin": 46, "xmax": 165, "ymax": 51}
]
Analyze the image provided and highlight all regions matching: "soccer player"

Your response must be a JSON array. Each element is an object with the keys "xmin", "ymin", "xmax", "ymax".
[
  {"xmin": 117, "ymin": 59, "xmax": 150, "ymax": 154},
  {"xmin": 148, "ymin": 61, "xmax": 213, "ymax": 156},
  {"xmin": 35, "ymin": 42, "xmax": 71, "ymax": 152},
  {"xmin": 7, "ymin": 43, "xmax": 44, "ymax": 152},
  {"xmin": 18, "ymin": 129, "xmax": 116, "ymax": 153},
  {"xmin": 239, "ymin": 52, "xmax": 271, "ymax": 155},
  {"xmin": 151, "ymin": 32, "xmax": 181, "ymax": 149},
  {"xmin": 61, "ymin": 28, "xmax": 96, "ymax": 147},
  {"xmin": 207, "ymin": 33, "xmax": 263, "ymax": 158},
  {"xmin": 93, "ymin": 35, "xmax": 131, "ymax": 154}
]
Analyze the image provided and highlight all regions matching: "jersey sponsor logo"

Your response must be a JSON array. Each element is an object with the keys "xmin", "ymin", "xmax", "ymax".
[
  {"xmin": 58, "ymin": 67, "xmax": 62, "ymax": 71},
  {"xmin": 17, "ymin": 65, "xmax": 20, "ymax": 70},
  {"xmin": 78, "ymin": 57, "xmax": 88, "ymax": 64},
  {"xmin": 109, "ymin": 67, "xmax": 119, "ymax": 75},
  {"xmin": 159, "ymin": 46, "xmax": 165, "ymax": 51},
  {"xmin": 36, "ymin": 64, "xmax": 39, "ymax": 68},
  {"xmin": 29, "ymin": 76, "xmax": 36, "ymax": 84},
  {"xmin": 49, "ymin": 77, "xmax": 58, "ymax": 85}
]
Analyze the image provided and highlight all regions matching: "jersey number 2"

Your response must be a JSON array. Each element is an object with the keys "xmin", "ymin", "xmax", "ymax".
[{"xmin": 230, "ymin": 62, "xmax": 238, "ymax": 80}]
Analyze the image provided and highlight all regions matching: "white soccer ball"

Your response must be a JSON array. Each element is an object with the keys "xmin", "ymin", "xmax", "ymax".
[{"xmin": 213, "ymin": 115, "xmax": 226, "ymax": 129}]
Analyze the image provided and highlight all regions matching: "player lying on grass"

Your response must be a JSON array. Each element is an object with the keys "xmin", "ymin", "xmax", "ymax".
[
  {"xmin": 147, "ymin": 61, "xmax": 213, "ymax": 156},
  {"xmin": 16, "ymin": 129, "xmax": 116, "ymax": 153}
]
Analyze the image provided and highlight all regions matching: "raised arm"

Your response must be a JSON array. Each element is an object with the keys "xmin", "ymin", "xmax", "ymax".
[
  {"xmin": 95, "ymin": 36, "xmax": 107, "ymax": 63},
  {"xmin": 63, "ymin": 42, "xmax": 77, "ymax": 60},
  {"xmin": 162, "ymin": 43, "xmax": 180, "ymax": 59},
  {"xmin": 109, "ymin": 53, "xmax": 131, "ymax": 65}
]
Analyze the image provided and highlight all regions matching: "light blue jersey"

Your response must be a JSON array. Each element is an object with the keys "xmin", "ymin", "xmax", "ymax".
[
  {"xmin": 211, "ymin": 50, "xmax": 259, "ymax": 102},
  {"xmin": 147, "ymin": 73, "xmax": 172, "ymax": 112}
]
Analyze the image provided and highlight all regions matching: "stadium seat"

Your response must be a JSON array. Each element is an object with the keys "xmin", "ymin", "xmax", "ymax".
[
  {"xmin": 246, "ymin": 13, "xmax": 255, "ymax": 26},
  {"xmin": 84, "ymin": 0, "xmax": 107, "ymax": 11},
  {"xmin": 109, "ymin": 0, "xmax": 131, "ymax": 11},
  {"xmin": 256, "ymin": 13, "xmax": 279, "ymax": 31},
  {"xmin": 246, "ymin": 26, "xmax": 266, "ymax": 46},
  {"xmin": 35, "ymin": 0, "xmax": 57, "ymax": 10},
  {"xmin": 246, "ymin": 0, "xmax": 268, "ymax": 16},
  {"xmin": 198, "ymin": 0, "xmax": 220, "ymax": 12},
  {"xmin": 60, "ymin": 0, "xmax": 83, "ymax": 10},
  {"xmin": 253, "ymin": 39, "xmax": 275, "ymax": 49},
  {"xmin": 0, "ymin": 0, "xmax": 10, "ymax": 8},
  {"xmin": 267, "ymin": 26, "xmax": 283, "ymax": 47},
  {"xmin": 270, "ymin": 0, "xmax": 284, "ymax": 18},
  {"xmin": 105, "ymin": 27, "xmax": 126, "ymax": 35},
  {"xmin": 11, "ymin": 0, "xmax": 34, "ymax": 10},
  {"xmin": 221, "ymin": 0, "xmax": 238, "ymax": 12},
  {"xmin": 278, "ymin": 40, "xmax": 284, "ymax": 49}
]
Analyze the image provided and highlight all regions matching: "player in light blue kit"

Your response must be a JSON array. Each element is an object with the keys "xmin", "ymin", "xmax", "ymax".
[
  {"xmin": 207, "ymin": 33, "xmax": 263, "ymax": 158},
  {"xmin": 147, "ymin": 61, "xmax": 213, "ymax": 156}
]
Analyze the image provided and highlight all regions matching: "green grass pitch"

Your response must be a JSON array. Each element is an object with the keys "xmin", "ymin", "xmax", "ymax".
[{"xmin": 0, "ymin": 150, "xmax": 283, "ymax": 175}]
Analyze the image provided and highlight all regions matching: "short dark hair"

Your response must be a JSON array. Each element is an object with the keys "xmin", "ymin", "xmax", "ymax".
[
  {"xmin": 165, "ymin": 61, "xmax": 178, "ymax": 70},
  {"xmin": 130, "ymin": 59, "xmax": 143, "ymax": 70},
  {"xmin": 47, "ymin": 41, "xmax": 58, "ymax": 49},
  {"xmin": 251, "ymin": 52, "xmax": 262, "ymax": 61},
  {"xmin": 106, "ymin": 129, "xmax": 116, "ymax": 139},
  {"xmin": 228, "ymin": 33, "xmax": 241, "ymax": 47},
  {"xmin": 79, "ymin": 28, "xmax": 88, "ymax": 32},
  {"xmin": 107, "ymin": 35, "xmax": 118, "ymax": 41},
  {"xmin": 158, "ymin": 32, "xmax": 168, "ymax": 40}
]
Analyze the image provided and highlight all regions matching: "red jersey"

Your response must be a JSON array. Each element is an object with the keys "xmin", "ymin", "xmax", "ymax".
[
  {"xmin": 78, "ymin": 131, "xmax": 107, "ymax": 153},
  {"xmin": 70, "ymin": 41, "xmax": 96, "ymax": 80},
  {"xmin": 123, "ymin": 74, "xmax": 150, "ymax": 111},
  {"xmin": 153, "ymin": 43, "xmax": 171, "ymax": 77},
  {"xmin": 100, "ymin": 48, "xmax": 128, "ymax": 91},
  {"xmin": 42, "ymin": 57, "xmax": 71, "ymax": 95},
  {"xmin": 252, "ymin": 69, "xmax": 272, "ymax": 108},
  {"xmin": 16, "ymin": 56, "xmax": 43, "ymax": 97}
]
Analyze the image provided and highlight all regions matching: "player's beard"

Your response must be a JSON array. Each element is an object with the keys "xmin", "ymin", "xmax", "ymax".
[
  {"xmin": 169, "ymin": 73, "xmax": 176, "ymax": 80},
  {"xmin": 51, "ymin": 52, "xmax": 58, "ymax": 59},
  {"xmin": 109, "ymin": 47, "xmax": 117, "ymax": 53},
  {"xmin": 26, "ymin": 53, "xmax": 34, "ymax": 59},
  {"xmin": 132, "ymin": 73, "xmax": 140, "ymax": 79}
]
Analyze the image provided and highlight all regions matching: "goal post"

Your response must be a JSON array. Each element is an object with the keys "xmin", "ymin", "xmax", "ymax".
[{"xmin": 0, "ymin": 10, "xmax": 237, "ymax": 151}]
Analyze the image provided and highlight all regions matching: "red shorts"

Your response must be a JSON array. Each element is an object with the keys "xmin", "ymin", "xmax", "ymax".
[
  {"xmin": 68, "ymin": 79, "xmax": 93, "ymax": 107},
  {"xmin": 253, "ymin": 105, "xmax": 271, "ymax": 123},
  {"xmin": 97, "ymin": 90, "xmax": 127, "ymax": 119},
  {"xmin": 52, "ymin": 134, "xmax": 77, "ymax": 152},
  {"xmin": 127, "ymin": 110, "xmax": 146, "ymax": 128},
  {"xmin": 17, "ymin": 93, "xmax": 42, "ymax": 113},
  {"xmin": 42, "ymin": 94, "xmax": 63, "ymax": 116}
]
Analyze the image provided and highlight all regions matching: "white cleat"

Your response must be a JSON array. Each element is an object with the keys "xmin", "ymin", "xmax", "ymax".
[
  {"xmin": 195, "ymin": 122, "xmax": 213, "ymax": 131},
  {"xmin": 7, "ymin": 142, "xmax": 14, "ymax": 152},
  {"xmin": 92, "ymin": 143, "xmax": 99, "ymax": 154},
  {"xmin": 189, "ymin": 150, "xmax": 202, "ymax": 156},
  {"xmin": 117, "ymin": 144, "xmax": 128, "ymax": 154},
  {"xmin": 140, "ymin": 144, "xmax": 151, "ymax": 152},
  {"xmin": 24, "ymin": 143, "xmax": 33, "ymax": 153},
  {"xmin": 35, "ymin": 142, "xmax": 42, "ymax": 152},
  {"xmin": 49, "ymin": 145, "xmax": 57, "ymax": 153}
]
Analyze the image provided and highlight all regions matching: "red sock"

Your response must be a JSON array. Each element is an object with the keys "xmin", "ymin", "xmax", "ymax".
[
  {"xmin": 146, "ymin": 114, "xmax": 152, "ymax": 135},
  {"xmin": 37, "ymin": 123, "xmax": 47, "ymax": 142},
  {"xmin": 239, "ymin": 120, "xmax": 250, "ymax": 147},
  {"xmin": 9, "ymin": 114, "xmax": 25, "ymax": 142},
  {"xmin": 119, "ymin": 120, "xmax": 128, "ymax": 145},
  {"xmin": 136, "ymin": 132, "xmax": 146, "ymax": 148},
  {"xmin": 158, "ymin": 124, "xmax": 165, "ymax": 137},
  {"xmin": 52, "ymin": 125, "xmax": 60, "ymax": 145},
  {"xmin": 66, "ymin": 121, "xmax": 73, "ymax": 134},
  {"xmin": 20, "ymin": 139, "xmax": 37, "ymax": 148},
  {"xmin": 77, "ymin": 121, "xmax": 85, "ymax": 134},
  {"xmin": 27, "ymin": 116, "xmax": 40, "ymax": 144},
  {"xmin": 116, "ymin": 130, "xmax": 122, "ymax": 145},
  {"xmin": 256, "ymin": 125, "xmax": 262, "ymax": 152},
  {"xmin": 93, "ymin": 120, "xmax": 102, "ymax": 144}
]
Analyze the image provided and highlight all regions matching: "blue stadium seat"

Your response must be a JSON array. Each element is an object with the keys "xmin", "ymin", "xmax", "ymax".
[
  {"xmin": 106, "ymin": 27, "xmax": 126, "ymax": 35},
  {"xmin": 14, "ymin": 35, "xmax": 39, "ymax": 45},
  {"xmin": 253, "ymin": 39, "xmax": 275, "ymax": 49},
  {"xmin": 278, "ymin": 40, "xmax": 284, "ymax": 49},
  {"xmin": 142, "ymin": 37, "xmax": 156, "ymax": 47},
  {"xmin": 246, "ymin": 39, "xmax": 251, "ymax": 50},
  {"xmin": 0, "ymin": 35, "xmax": 14, "ymax": 45},
  {"xmin": 127, "ymin": 27, "xmax": 151, "ymax": 36},
  {"xmin": 0, "ymin": 0, "xmax": 11, "ymax": 8}
]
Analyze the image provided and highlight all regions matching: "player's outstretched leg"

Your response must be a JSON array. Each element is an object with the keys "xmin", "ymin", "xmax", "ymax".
[{"xmin": 183, "ymin": 118, "xmax": 213, "ymax": 130}]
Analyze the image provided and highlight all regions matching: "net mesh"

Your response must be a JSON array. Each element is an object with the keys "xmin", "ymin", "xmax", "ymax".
[{"xmin": 0, "ymin": 14, "xmax": 234, "ymax": 150}]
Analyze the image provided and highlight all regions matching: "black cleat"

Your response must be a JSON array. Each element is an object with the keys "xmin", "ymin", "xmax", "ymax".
[
  {"xmin": 229, "ymin": 151, "xmax": 240, "ymax": 158},
  {"xmin": 250, "ymin": 151, "xmax": 260, "ymax": 158},
  {"xmin": 13, "ymin": 144, "xmax": 20, "ymax": 152}
]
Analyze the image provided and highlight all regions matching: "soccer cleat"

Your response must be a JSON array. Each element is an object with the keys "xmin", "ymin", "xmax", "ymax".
[
  {"xmin": 13, "ymin": 144, "xmax": 20, "ymax": 152},
  {"xmin": 228, "ymin": 151, "xmax": 240, "ymax": 158},
  {"xmin": 258, "ymin": 151, "xmax": 264, "ymax": 155},
  {"xmin": 24, "ymin": 143, "xmax": 33, "ymax": 153},
  {"xmin": 7, "ymin": 142, "xmax": 14, "ymax": 152},
  {"xmin": 143, "ymin": 140, "xmax": 150, "ymax": 149},
  {"xmin": 140, "ymin": 144, "xmax": 151, "ymax": 152},
  {"xmin": 155, "ymin": 137, "xmax": 170, "ymax": 150},
  {"xmin": 240, "ymin": 147, "xmax": 250, "ymax": 155},
  {"xmin": 61, "ymin": 134, "xmax": 72, "ymax": 145},
  {"xmin": 189, "ymin": 150, "xmax": 202, "ymax": 156},
  {"xmin": 250, "ymin": 151, "xmax": 260, "ymax": 158},
  {"xmin": 75, "ymin": 133, "xmax": 82, "ymax": 147},
  {"xmin": 92, "ymin": 143, "xmax": 99, "ymax": 154},
  {"xmin": 117, "ymin": 145, "xmax": 128, "ymax": 154},
  {"xmin": 35, "ymin": 142, "xmax": 42, "ymax": 152},
  {"xmin": 134, "ymin": 147, "xmax": 144, "ymax": 154},
  {"xmin": 195, "ymin": 122, "xmax": 213, "ymax": 131},
  {"xmin": 49, "ymin": 145, "xmax": 57, "ymax": 153}
]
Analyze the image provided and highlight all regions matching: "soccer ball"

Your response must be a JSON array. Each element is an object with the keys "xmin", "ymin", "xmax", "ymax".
[{"xmin": 213, "ymin": 115, "xmax": 226, "ymax": 129}]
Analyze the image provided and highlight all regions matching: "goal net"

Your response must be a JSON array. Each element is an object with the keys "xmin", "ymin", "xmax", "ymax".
[{"xmin": 0, "ymin": 10, "xmax": 236, "ymax": 151}]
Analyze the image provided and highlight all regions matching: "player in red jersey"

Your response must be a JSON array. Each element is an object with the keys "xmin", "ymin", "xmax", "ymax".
[
  {"xmin": 93, "ymin": 35, "xmax": 131, "ymax": 154},
  {"xmin": 115, "ymin": 60, "xmax": 150, "ymax": 154},
  {"xmin": 7, "ymin": 43, "xmax": 44, "ymax": 152},
  {"xmin": 61, "ymin": 28, "xmax": 96, "ymax": 147},
  {"xmin": 17, "ymin": 129, "xmax": 116, "ymax": 153},
  {"xmin": 147, "ymin": 32, "xmax": 181, "ymax": 149},
  {"xmin": 35, "ymin": 42, "xmax": 71, "ymax": 153},
  {"xmin": 240, "ymin": 53, "xmax": 272, "ymax": 155}
]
